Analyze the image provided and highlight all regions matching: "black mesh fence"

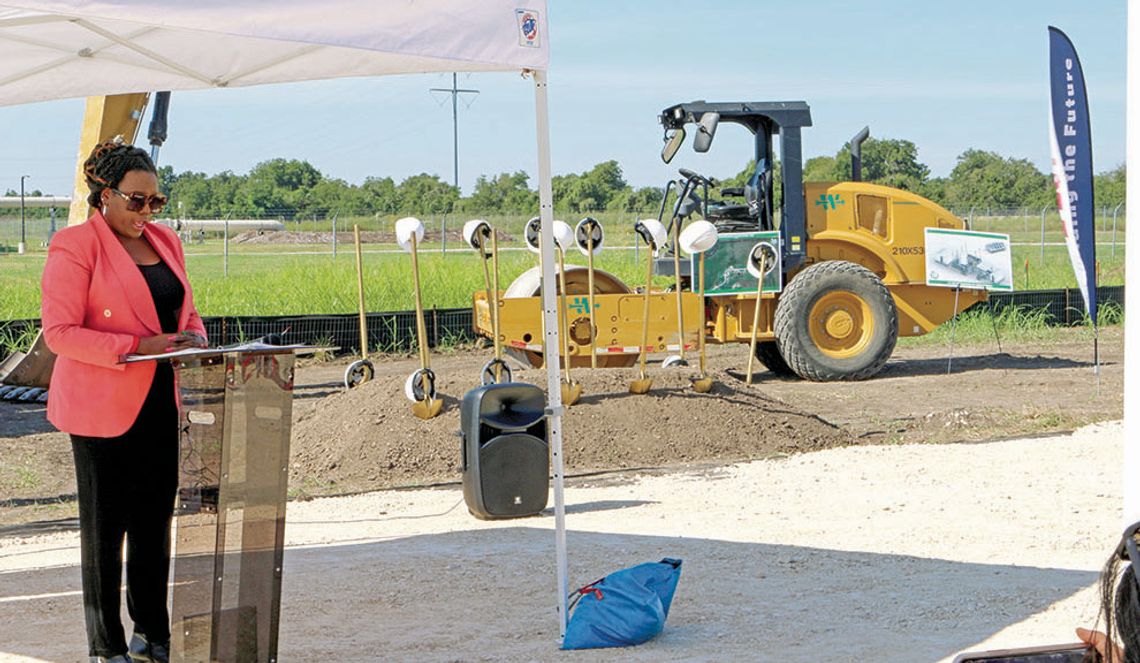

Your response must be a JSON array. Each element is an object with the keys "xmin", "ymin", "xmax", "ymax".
[
  {"xmin": 200, "ymin": 308, "xmax": 478, "ymax": 355},
  {"xmin": 0, "ymin": 309, "xmax": 480, "ymax": 357},
  {"xmin": 980, "ymin": 285, "xmax": 1124, "ymax": 325},
  {"xmin": 1, "ymin": 286, "xmax": 1124, "ymax": 357}
]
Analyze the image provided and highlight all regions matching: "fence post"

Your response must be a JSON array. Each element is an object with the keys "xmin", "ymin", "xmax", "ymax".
[
  {"xmin": 332, "ymin": 212, "xmax": 338, "ymax": 258},
  {"xmin": 1040, "ymin": 206, "xmax": 1048, "ymax": 265},
  {"xmin": 968, "ymin": 206, "xmax": 975, "ymax": 230},
  {"xmin": 223, "ymin": 216, "xmax": 229, "ymax": 278},
  {"xmin": 1023, "ymin": 206, "xmax": 1027, "ymax": 233},
  {"xmin": 442, "ymin": 215, "xmax": 447, "ymax": 255},
  {"xmin": 1112, "ymin": 202, "xmax": 1123, "ymax": 258}
]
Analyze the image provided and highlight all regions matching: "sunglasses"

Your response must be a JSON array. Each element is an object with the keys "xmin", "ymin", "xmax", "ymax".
[{"xmin": 110, "ymin": 187, "xmax": 167, "ymax": 214}]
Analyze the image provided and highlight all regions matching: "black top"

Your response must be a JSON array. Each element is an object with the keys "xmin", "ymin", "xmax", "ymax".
[{"xmin": 137, "ymin": 260, "xmax": 184, "ymax": 334}]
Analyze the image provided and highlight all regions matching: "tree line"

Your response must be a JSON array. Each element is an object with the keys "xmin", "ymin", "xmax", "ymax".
[
  {"xmin": 148, "ymin": 138, "xmax": 1126, "ymax": 220},
  {"xmin": 153, "ymin": 159, "xmax": 663, "ymax": 220}
]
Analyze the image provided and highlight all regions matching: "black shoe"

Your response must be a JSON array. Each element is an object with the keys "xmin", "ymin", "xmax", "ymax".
[
  {"xmin": 128, "ymin": 633, "xmax": 170, "ymax": 663},
  {"xmin": 89, "ymin": 656, "xmax": 131, "ymax": 663}
]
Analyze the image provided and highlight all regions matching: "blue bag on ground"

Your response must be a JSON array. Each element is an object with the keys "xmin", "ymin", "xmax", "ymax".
[{"xmin": 561, "ymin": 558, "xmax": 682, "ymax": 650}]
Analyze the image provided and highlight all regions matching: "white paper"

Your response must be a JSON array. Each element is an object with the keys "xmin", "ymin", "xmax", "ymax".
[{"xmin": 120, "ymin": 342, "xmax": 318, "ymax": 363}]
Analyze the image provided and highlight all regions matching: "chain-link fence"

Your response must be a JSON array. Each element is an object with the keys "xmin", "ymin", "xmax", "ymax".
[
  {"xmin": 946, "ymin": 205, "xmax": 1127, "ymax": 259},
  {"xmin": 4, "ymin": 204, "xmax": 1128, "ymax": 257},
  {"xmin": 162, "ymin": 208, "xmax": 666, "ymax": 252},
  {"xmin": 0, "ymin": 209, "xmax": 66, "ymax": 254}
]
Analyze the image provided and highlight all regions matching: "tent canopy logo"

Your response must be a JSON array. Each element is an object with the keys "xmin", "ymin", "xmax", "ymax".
[{"xmin": 516, "ymin": 9, "xmax": 540, "ymax": 47}]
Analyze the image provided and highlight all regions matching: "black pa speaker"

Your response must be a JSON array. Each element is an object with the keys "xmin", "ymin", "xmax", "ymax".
[{"xmin": 460, "ymin": 383, "xmax": 549, "ymax": 520}]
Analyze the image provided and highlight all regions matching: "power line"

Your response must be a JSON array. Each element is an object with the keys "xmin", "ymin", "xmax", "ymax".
[{"xmin": 429, "ymin": 73, "xmax": 479, "ymax": 191}]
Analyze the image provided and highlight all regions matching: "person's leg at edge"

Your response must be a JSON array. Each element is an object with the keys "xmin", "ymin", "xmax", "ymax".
[
  {"xmin": 124, "ymin": 364, "xmax": 178, "ymax": 650},
  {"xmin": 72, "ymin": 434, "xmax": 132, "ymax": 658}
]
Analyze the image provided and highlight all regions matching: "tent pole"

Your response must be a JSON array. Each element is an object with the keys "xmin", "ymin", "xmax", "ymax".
[
  {"xmin": 532, "ymin": 68, "xmax": 569, "ymax": 640},
  {"xmin": 1125, "ymin": 3, "xmax": 1139, "ymax": 524}
]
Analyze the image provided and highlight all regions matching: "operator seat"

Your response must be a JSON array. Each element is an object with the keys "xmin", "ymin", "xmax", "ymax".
[{"xmin": 744, "ymin": 159, "xmax": 771, "ymax": 230}]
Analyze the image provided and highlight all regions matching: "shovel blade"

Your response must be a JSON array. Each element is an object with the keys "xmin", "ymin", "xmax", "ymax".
[
  {"xmin": 412, "ymin": 397, "xmax": 443, "ymax": 420},
  {"xmin": 561, "ymin": 382, "xmax": 583, "ymax": 406},
  {"xmin": 691, "ymin": 376, "xmax": 714, "ymax": 393},
  {"xmin": 628, "ymin": 377, "xmax": 653, "ymax": 395}
]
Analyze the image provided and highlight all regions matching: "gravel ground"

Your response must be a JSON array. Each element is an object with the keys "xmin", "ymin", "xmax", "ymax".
[{"xmin": 0, "ymin": 421, "xmax": 1125, "ymax": 663}]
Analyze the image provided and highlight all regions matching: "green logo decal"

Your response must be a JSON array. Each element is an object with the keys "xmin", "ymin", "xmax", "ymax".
[
  {"xmin": 814, "ymin": 193, "xmax": 846, "ymax": 210},
  {"xmin": 567, "ymin": 296, "xmax": 597, "ymax": 315}
]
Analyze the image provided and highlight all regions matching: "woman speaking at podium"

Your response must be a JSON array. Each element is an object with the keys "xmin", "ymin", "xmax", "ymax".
[{"xmin": 41, "ymin": 139, "xmax": 207, "ymax": 663}]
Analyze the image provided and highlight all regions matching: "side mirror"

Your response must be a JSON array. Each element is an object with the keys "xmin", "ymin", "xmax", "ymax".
[
  {"xmin": 693, "ymin": 112, "xmax": 719, "ymax": 153},
  {"xmin": 661, "ymin": 127, "xmax": 686, "ymax": 164}
]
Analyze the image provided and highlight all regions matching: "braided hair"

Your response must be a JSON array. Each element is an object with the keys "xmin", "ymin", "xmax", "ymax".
[
  {"xmin": 1096, "ymin": 532, "xmax": 1140, "ymax": 662},
  {"xmin": 83, "ymin": 137, "xmax": 156, "ymax": 208}
]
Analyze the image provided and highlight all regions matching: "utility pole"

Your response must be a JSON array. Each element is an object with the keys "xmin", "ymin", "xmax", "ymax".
[
  {"xmin": 18, "ymin": 175, "xmax": 29, "ymax": 255},
  {"xmin": 429, "ymin": 73, "xmax": 479, "ymax": 190}
]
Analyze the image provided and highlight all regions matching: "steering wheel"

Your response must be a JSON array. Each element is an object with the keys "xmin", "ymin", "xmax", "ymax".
[{"xmin": 670, "ymin": 168, "xmax": 716, "ymax": 226}]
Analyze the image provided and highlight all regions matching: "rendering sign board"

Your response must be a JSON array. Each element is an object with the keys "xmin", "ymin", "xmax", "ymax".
[
  {"xmin": 694, "ymin": 230, "xmax": 782, "ymax": 296},
  {"xmin": 924, "ymin": 228, "xmax": 1013, "ymax": 291}
]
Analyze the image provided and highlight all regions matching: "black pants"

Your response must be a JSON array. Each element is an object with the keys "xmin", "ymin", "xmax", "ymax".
[{"xmin": 71, "ymin": 364, "xmax": 178, "ymax": 658}]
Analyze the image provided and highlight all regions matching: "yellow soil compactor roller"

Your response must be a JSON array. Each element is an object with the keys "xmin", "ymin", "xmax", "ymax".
[{"xmin": 476, "ymin": 100, "xmax": 984, "ymax": 381}]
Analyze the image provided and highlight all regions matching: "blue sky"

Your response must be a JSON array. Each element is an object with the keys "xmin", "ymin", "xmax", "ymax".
[{"xmin": 0, "ymin": 1, "xmax": 1127, "ymax": 197}]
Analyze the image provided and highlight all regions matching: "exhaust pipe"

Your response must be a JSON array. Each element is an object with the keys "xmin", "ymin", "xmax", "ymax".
[{"xmin": 850, "ymin": 126, "xmax": 870, "ymax": 182}]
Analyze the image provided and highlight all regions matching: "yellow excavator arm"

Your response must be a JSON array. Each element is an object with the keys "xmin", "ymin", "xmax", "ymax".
[{"xmin": 68, "ymin": 93, "xmax": 150, "ymax": 226}]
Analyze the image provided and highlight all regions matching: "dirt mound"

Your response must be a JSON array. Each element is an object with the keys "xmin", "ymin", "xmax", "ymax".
[
  {"xmin": 288, "ymin": 360, "xmax": 851, "ymax": 496},
  {"xmin": 232, "ymin": 229, "xmax": 516, "ymax": 245},
  {"xmin": 0, "ymin": 331, "xmax": 1124, "ymax": 528}
]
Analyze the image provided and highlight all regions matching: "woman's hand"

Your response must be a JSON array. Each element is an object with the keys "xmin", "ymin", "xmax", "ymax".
[
  {"xmin": 178, "ymin": 330, "xmax": 208, "ymax": 349},
  {"xmin": 136, "ymin": 333, "xmax": 201, "ymax": 355},
  {"xmin": 1077, "ymin": 626, "xmax": 1123, "ymax": 661}
]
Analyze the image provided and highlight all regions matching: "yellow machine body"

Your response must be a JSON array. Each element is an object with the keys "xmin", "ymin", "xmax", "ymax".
[
  {"xmin": 68, "ymin": 93, "xmax": 151, "ymax": 226},
  {"xmin": 706, "ymin": 181, "xmax": 986, "ymax": 345},
  {"xmin": 474, "ymin": 289, "xmax": 703, "ymax": 368}
]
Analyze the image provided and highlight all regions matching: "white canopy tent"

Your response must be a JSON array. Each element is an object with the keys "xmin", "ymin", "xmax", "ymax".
[
  {"xmin": 1126, "ymin": 4, "xmax": 1138, "ymax": 525},
  {"xmin": 0, "ymin": 0, "xmax": 573, "ymax": 638}
]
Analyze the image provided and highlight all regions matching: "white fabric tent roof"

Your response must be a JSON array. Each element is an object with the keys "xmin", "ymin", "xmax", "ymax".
[{"xmin": 0, "ymin": 0, "xmax": 547, "ymax": 104}]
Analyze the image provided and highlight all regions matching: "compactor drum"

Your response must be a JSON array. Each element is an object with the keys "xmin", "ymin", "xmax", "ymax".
[{"xmin": 481, "ymin": 265, "xmax": 703, "ymax": 370}]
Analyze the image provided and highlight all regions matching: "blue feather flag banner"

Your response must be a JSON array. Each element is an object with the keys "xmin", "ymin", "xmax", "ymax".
[{"xmin": 1048, "ymin": 26, "xmax": 1097, "ymax": 326}]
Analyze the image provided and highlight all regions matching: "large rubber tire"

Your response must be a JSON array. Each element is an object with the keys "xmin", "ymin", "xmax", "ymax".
[
  {"xmin": 774, "ymin": 261, "xmax": 897, "ymax": 381},
  {"xmin": 753, "ymin": 341, "xmax": 795, "ymax": 377}
]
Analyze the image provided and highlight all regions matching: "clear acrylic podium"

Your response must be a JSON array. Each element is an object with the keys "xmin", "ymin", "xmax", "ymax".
[{"xmin": 130, "ymin": 344, "xmax": 314, "ymax": 663}]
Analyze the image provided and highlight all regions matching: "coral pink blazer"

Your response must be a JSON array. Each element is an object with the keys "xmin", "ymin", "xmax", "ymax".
[{"xmin": 41, "ymin": 212, "xmax": 206, "ymax": 437}]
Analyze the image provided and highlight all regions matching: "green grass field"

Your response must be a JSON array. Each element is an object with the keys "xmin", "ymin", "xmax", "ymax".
[
  {"xmin": 896, "ymin": 300, "xmax": 1122, "ymax": 349},
  {"xmin": 1, "ymin": 209, "xmax": 1126, "ymax": 365},
  {"xmin": 1, "ymin": 239, "xmax": 1123, "ymax": 322},
  {"xmin": 0, "ymin": 244, "xmax": 677, "ymax": 319},
  {"xmin": 1, "ymin": 234, "xmax": 1124, "ymax": 359}
]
